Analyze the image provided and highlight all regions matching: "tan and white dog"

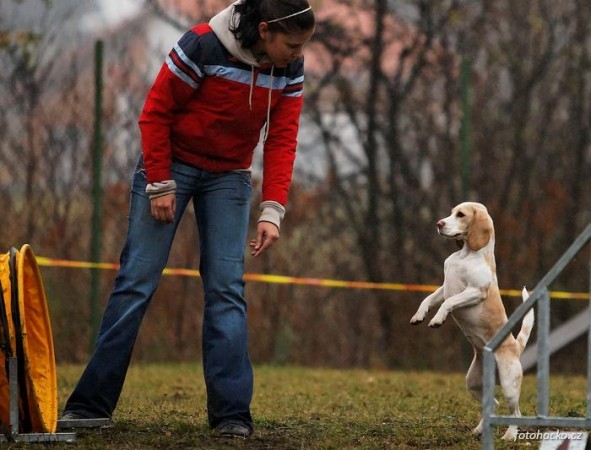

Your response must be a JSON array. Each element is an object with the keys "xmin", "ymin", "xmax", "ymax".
[{"xmin": 410, "ymin": 202, "xmax": 534, "ymax": 440}]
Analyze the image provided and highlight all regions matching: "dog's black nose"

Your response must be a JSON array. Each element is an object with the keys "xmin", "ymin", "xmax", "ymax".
[{"xmin": 436, "ymin": 220, "xmax": 445, "ymax": 230}]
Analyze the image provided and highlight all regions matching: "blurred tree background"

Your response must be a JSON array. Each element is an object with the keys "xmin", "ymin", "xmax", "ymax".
[{"xmin": 0, "ymin": 0, "xmax": 589, "ymax": 372}]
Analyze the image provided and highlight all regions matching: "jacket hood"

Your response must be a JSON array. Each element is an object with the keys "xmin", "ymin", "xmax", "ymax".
[{"xmin": 209, "ymin": 1, "xmax": 264, "ymax": 67}]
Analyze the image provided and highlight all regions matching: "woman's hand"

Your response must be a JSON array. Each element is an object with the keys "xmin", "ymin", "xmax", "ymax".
[
  {"xmin": 150, "ymin": 193, "xmax": 176, "ymax": 223},
  {"xmin": 250, "ymin": 221, "xmax": 279, "ymax": 257}
]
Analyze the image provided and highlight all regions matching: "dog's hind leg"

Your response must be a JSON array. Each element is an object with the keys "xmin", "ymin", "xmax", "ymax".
[
  {"xmin": 466, "ymin": 352, "xmax": 499, "ymax": 436},
  {"xmin": 495, "ymin": 348, "xmax": 523, "ymax": 441}
]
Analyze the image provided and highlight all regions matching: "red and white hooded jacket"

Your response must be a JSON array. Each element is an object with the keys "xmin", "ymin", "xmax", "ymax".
[{"xmin": 138, "ymin": 2, "xmax": 306, "ymax": 227}]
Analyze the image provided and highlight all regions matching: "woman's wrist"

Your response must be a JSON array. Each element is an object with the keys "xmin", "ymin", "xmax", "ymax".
[
  {"xmin": 258, "ymin": 201, "xmax": 285, "ymax": 229},
  {"xmin": 145, "ymin": 180, "xmax": 177, "ymax": 199}
]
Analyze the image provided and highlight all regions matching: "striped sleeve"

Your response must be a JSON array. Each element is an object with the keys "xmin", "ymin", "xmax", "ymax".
[
  {"xmin": 282, "ymin": 74, "xmax": 304, "ymax": 98},
  {"xmin": 165, "ymin": 30, "xmax": 206, "ymax": 89}
]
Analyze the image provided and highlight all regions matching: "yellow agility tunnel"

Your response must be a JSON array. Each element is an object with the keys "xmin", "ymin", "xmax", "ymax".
[{"xmin": 0, "ymin": 245, "xmax": 57, "ymax": 434}]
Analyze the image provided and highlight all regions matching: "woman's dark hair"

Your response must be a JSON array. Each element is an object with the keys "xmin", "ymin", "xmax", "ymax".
[{"xmin": 231, "ymin": 0, "xmax": 315, "ymax": 49}]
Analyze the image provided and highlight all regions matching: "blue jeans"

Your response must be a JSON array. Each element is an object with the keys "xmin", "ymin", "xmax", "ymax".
[{"xmin": 64, "ymin": 158, "xmax": 254, "ymax": 430}]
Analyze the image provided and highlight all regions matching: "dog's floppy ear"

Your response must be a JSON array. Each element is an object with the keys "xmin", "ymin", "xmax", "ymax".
[{"xmin": 467, "ymin": 208, "xmax": 493, "ymax": 251}]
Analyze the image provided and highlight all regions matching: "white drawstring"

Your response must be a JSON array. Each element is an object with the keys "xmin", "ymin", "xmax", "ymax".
[
  {"xmin": 248, "ymin": 65, "xmax": 274, "ymax": 142},
  {"xmin": 249, "ymin": 65, "xmax": 255, "ymax": 110},
  {"xmin": 262, "ymin": 65, "xmax": 274, "ymax": 143}
]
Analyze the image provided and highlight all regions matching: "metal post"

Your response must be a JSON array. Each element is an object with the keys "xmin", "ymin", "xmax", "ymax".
[
  {"xmin": 9, "ymin": 357, "xmax": 18, "ymax": 440},
  {"xmin": 89, "ymin": 39, "xmax": 104, "ymax": 353},
  {"xmin": 536, "ymin": 289, "xmax": 550, "ymax": 417},
  {"xmin": 482, "ymin": 349, "xmax": 495, "ymax": 450},
  {"xmin": 587, "ymin": 248, "xmax": 591, "ymax": 418}
]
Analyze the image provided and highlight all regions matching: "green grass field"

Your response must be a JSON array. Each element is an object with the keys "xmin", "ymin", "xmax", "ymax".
[{"xmin": 12, "ymin": 364, "xmax": 590, "ymax": 449}]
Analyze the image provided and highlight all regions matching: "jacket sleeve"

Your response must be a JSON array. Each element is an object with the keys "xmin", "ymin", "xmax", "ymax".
[
  {"xmin": 261, "ymin": 61, "xmax": 305, "ymax": 206},
  {"xmin": 138, "ymin": 29, "xmax": 205, "ymax": 183}
]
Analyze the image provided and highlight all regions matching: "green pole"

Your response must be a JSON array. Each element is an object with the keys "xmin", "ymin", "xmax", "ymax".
[
  {"xmin": 89, "ymin": 40, "xmax": 104, "ymax": 353},
  {"xmin": 460, "ymin": 57, "xmax": 471, "ymax": 201}
]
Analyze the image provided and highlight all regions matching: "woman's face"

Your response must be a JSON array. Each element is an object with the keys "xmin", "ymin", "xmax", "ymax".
[{"xmin": 256, "ymin": 24, "xmax": 315, "ymax": 67}]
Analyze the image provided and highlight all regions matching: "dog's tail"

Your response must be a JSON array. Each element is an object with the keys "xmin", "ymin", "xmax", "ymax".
[{"xmin": 516, "ymin": 287, "xmax": 535, "ymax": 353}]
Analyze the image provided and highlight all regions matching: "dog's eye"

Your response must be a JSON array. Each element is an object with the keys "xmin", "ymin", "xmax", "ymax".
[{"xmin": 456, "ymin": 212, "xmax": 465, "ymax": 218}]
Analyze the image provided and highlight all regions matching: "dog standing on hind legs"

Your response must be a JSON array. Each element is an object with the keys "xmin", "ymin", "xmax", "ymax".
[{"xmin": 410, "ymin": 202, "xmax": 535, "ymax": 440}]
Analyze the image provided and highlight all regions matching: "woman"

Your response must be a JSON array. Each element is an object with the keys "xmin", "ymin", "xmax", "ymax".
[{"xmin": 60, "ymin": 0, "xmax": 315, "ymax": 438}]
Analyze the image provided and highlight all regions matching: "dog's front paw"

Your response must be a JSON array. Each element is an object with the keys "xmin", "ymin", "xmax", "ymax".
[
  {"xmin": 428, "ymin": 313, "xmax": 447, "ymax": 328},
  {"xmin": 410, "ymin": 310, "xmax": 427, "ymax": 325}
]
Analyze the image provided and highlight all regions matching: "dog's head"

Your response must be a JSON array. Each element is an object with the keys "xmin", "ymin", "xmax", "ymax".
[{"xmin": 436, "ymin": 202, "xmax": 494, "ymax": 251}]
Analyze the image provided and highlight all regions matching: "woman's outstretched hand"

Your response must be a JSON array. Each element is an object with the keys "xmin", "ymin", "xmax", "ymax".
[{"xmin": 250, "ymin": 222, "xmax": 279, "ymax": 257}]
